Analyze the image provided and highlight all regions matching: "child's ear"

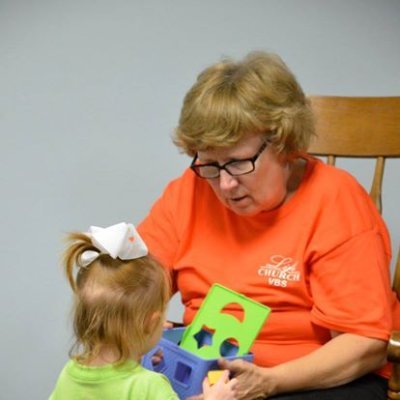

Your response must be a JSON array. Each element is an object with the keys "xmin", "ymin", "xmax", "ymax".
[{"xmin": 144, "ymin": 311, "xmax": 162, "ymax": 334}]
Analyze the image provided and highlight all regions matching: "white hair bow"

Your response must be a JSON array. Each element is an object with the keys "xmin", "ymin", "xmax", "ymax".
[{"xmin": 80, "ymin": 222, "xmax": 148, "ymax": 267}]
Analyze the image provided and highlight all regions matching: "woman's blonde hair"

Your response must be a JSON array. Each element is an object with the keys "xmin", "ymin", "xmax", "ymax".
[
  {"xmin": 174, "ymin": 51, "xmax": 315, "ymax": 156},
  {"xmin": 63, "ymin": 232, "xmax": 170, "ymax": 364}
]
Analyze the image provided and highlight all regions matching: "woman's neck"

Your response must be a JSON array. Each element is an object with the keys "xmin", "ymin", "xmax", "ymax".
[{"xmin": 284, "ymin": 156, "xmax": 307, "ymax": 203}]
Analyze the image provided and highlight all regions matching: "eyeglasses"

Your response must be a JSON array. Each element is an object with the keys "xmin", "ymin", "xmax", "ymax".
[{"xmin": 190, "ymin": 141, "xmax": 269, "ymax": 179}]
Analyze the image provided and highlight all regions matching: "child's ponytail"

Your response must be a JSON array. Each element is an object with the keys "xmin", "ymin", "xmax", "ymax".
[{"xmin": 62, "ymin": 232, "xmax": 95, "ymax": 292}]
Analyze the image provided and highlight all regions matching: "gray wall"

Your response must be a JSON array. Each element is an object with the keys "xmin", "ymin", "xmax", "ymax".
[{"xmin": 1, "ymin": 1, "xmax": 399, "ymax": 399}]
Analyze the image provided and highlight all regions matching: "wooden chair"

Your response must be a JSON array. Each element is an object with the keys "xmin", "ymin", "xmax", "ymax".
[{"xmin": 307, "ymin": 96, "xmax": 400, "ymax": 400}]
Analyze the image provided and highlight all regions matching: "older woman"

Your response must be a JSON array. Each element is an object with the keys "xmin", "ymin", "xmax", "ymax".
[{"xmin": 138, "ymin": 51, "xmax": 396, "ymax": 399}]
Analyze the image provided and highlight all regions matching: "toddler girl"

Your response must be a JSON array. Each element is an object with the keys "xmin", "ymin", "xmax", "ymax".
[{"xmin": 49, "ymin": 222, "xmax": 237, "ymax": 400}]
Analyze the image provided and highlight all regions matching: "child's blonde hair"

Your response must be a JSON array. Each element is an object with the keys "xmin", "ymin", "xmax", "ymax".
[{"xmin": 63, "ymin": 231, "xmax": 170, "ymax": 364}]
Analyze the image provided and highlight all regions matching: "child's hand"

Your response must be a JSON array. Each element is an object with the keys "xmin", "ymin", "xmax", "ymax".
[
  {"xmin": 202, "ymin": 370, "xmax": 237, "ymax": 400},
  {"xmin": 164, "ymin": 320, "xmax": 184, "ymax": 329},
  {"xmin": 150, "ymin": 349, "xmax": 164, "ymax": 366}
]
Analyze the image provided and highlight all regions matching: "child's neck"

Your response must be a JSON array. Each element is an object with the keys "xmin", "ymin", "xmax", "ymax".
[{"xmin": 83, "ymin": 345, "xmax": 140, "ymax": 367}]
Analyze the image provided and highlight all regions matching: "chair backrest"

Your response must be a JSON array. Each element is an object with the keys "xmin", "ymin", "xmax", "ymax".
[{"xmin": 307, "ymin": 96, "xmax": 400, "ymax": 297}]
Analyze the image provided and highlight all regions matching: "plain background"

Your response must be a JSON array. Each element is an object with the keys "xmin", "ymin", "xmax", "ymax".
[{"xmin": 1, "ymin": 1, "xmax": 399, "ymax": 399}]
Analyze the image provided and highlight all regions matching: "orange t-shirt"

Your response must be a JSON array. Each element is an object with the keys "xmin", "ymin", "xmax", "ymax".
[{"xmin": 138, "ymin": 156, "xmax": 397, "ymax": 378}]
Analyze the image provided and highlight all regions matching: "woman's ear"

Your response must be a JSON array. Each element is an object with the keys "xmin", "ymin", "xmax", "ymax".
[{"xmin": 144, "ymin": 311, "xmax": 162, "ymax": 335}]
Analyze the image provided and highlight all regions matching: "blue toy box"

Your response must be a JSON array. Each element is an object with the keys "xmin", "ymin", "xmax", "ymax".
[{"xmin": 141, "ymin": 327, "xmax": 253, "ymax": 399}]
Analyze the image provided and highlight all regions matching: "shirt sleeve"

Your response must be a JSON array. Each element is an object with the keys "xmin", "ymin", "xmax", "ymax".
[
  {"xmin": 138, "ymin": 180, "xmax": 180, "ymax": 271},
  {"xmin": 310, "ymin": 227, "xmax": 393, "ymax": 340}
]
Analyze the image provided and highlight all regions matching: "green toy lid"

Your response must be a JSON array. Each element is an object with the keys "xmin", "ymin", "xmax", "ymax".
[{"xmin": 179, "ymin": 284, "xmax": 271, "ymax": 359}]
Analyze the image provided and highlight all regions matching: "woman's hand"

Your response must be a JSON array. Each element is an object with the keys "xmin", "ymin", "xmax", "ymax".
[{"xmin": 219, "ymin": 333, "xmax": 387, "ymax": 398}]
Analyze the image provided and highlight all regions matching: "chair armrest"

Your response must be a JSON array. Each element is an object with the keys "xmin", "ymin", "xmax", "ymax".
[{"xmin": 388, "ymin": 331, "xmax": 400, "ymax": 399}]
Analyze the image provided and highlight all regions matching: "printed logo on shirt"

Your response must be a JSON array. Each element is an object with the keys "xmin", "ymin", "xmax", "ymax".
[{"xmin": 258, "ymin": 255, "xmax": 301, "ymax": 287}]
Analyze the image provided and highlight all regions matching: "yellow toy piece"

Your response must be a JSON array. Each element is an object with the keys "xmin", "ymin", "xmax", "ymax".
[{"xmin": 207, "ymin": 370, "xmax": 225, "ymax": 385}]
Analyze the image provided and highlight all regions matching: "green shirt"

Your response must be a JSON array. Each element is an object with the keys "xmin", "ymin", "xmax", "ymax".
[{"xmin": 49, "ymin": 359, "xmax": 179, "ymax": 400}]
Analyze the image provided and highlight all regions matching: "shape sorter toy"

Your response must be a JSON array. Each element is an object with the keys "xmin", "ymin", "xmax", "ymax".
[
  {"xmin": 142, "ymin": 327, "xmax": 253, "ymax": 399},
  {"xmin": 142, "ymin": 284, "xmax": 271, "ymax": 399}
]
